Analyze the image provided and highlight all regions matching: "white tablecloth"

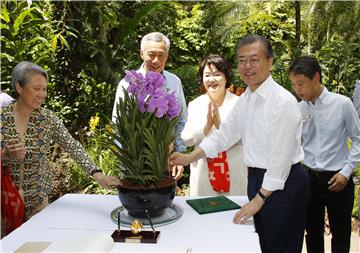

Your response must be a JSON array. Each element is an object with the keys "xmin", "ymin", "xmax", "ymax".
[{"xmin": 1, "ymin": 194, "xmax": 261, "ymax": 252}]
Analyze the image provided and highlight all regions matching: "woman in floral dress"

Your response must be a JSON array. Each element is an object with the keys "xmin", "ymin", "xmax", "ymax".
[{"xmin": 1, "ymin": 61, "xmax": 119, "ymax": 220}]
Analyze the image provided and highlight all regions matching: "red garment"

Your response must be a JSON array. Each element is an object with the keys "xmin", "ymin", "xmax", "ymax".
[
  {"xmin": 207, "ymin": 151, "xmax": 230, "ymax": 192},
  {"xmin": 1, "ymin": 165, "xmax": 24, "ymax": 234}
]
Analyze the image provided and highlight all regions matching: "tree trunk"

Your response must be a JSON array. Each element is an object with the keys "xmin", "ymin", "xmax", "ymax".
[{"xmin": 295, "ymin": 1, "xmax": 301, "ymax": 57}]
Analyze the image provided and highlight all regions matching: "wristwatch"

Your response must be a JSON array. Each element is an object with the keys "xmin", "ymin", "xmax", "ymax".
[{"xmin": 257, "ymin": 190, "xmax": 268, "ymax": 202}]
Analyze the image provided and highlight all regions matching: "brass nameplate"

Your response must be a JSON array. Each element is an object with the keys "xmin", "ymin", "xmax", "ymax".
[{"xmin": 111, "ymin": 230, "xmax": 160, "ymax": 244}]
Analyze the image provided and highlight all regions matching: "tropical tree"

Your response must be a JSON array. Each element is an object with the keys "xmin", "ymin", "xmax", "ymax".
[
  {"xmin": 1, "ymin": 1, "xmax": 55, "ymax": 93},
  {"xmin": 301, "ymin": 0, "xmax": 360, "ymax": 96}
]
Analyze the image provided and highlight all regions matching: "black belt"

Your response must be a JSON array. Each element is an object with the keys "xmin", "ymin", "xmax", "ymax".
[
  {"xmin": 248, "ymin": 162, "xmax": 301, "ymax": 174},
  {"xmin": 304, "ymin": 165, "xmax": 340, "ymax": 177},
  {"xmin": 248, "ymin": 167, "xmax": 267, "ymax": 174}
]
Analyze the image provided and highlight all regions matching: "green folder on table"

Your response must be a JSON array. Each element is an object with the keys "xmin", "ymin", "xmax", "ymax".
[{"xmin": 186, "ymin": 196, "xmax": 241, "ymax": 215}]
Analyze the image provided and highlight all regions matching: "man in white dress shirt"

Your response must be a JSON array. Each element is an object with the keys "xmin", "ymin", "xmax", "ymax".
[
  {"xmin": 170, "ymin": 34, "xmax": 310, "ymax": 253},
  {"xmin": 289, "ymin": 55, "xmax": 360, "ymax": 253},
  {"xmin": 112, "ymin": 32, "xmax": 187, "ymax": 180}
]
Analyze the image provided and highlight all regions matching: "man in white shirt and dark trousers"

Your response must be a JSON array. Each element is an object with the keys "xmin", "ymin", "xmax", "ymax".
[
  {"xmin": 170, "ymin": 34, "xmax": 310, "ymax": 253},
  {"xmin": 289, "ymin": 55, "xmax": 360, "ymax": 253},
  {"xmin": 112, "ymin": 32, "xmax": 187, "ymax": 179}
]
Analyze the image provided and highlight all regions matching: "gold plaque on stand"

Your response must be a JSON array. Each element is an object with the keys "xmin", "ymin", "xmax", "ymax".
[
  {"xmin": 111, "ymin": 229, "xmax": 160, "ymax": 243},
  {"xmin": 111, "ymin": 211, "xmax": 160, "ymax": 243}
]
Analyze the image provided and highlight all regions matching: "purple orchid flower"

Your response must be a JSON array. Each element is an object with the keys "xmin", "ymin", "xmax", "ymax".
[
  {"xmin": 125, "ymin": 70, "xmax": 146, "ymax": 97},
  {"xmin": 137, "ymin": 94, "xmax": 147, "ymax": 113},
  {"xmin": 165, "ymin": 93, "xmax": 181, "ymax": 119},
  {"xmin": 124, "ymin": 70, "xmax": 180, "ymax": 121}
]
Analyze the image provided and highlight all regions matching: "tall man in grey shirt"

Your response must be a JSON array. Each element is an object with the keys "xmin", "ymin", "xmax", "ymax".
[{"xmin": 112, "ymin": 32, "xmax": 187, "ymax": 179}]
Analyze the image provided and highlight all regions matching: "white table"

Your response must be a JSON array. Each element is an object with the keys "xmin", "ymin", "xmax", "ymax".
[{"xmin": 1, "ymin": 194, "xmax": 261, "ymax": 252}]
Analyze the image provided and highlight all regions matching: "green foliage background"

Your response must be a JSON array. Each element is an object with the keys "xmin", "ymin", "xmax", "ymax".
[
  {"xmin": 2, "ymin": 1, "xmax": 359, "ymax": 127},
  {"xmin": 1, "ymin": 0, "xmax": 359, "ymax": 217}
]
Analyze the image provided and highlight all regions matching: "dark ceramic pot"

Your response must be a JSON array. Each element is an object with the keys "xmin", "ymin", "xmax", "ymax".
[{"xmin": 117, "ymin": 176, "xmax": 176, "ymax": 218}]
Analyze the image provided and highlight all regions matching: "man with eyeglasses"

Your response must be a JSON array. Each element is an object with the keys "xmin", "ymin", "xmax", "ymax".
[
  {"xmin": 289, "ymin": 55, "xmax": 360, "ymax": 253},
  {"xmin": 170, "ymin": 34, "xmax": 309, "ymax": 253},
  {"xmin": 112, "ymin": 32, "xmax": 187, "ymax": 180}
]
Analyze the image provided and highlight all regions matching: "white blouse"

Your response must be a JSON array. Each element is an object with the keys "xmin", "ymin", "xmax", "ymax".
[{"xmin": 182, "ymin": 90, "xmax": 247, "ymax": 196}]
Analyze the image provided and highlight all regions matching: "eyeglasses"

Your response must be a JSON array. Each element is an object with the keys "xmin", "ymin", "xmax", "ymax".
[
  {"xmin": 237, "ymin": 57, "xmax": 261, "ymax": 67},
  {"xmin": 146, "ymin": 52, "xmax": 167, "ymax": 61}
]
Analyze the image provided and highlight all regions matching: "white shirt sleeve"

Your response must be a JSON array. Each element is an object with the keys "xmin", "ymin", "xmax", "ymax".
[
  {"xmin": 199, "ymin": 99, "xmax": 242, "ymax": 158},
  {"xmin": 263, "ymin": 100, "xmax": 302, "ymax": 191},
  {"xmin": 181, "ymin": 97, "xmax": 207, "ymax": 147},
  {"xmin": 341, "ymin": 97, "xmax": 360, "ymax": 179},
  {"xmin": 112, "ymin": 79, "xmax": 129, "ymax": 123}
]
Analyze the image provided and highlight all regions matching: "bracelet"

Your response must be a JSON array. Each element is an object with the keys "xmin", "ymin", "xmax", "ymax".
[
  {"xmin": 257, "ymin": 190, "xmax": 268, "ymax": 202},
  {"xmin": 90, "ymin": 169, "xmax": 103, "ymax": 176}
]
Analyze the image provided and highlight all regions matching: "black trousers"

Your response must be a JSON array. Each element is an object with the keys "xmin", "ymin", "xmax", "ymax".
[
  {"xmin": 305, "ymin": 168, "xmax": 354, "ymax": 253},
  {"xmin": 247, "ymin": 163, "xmax": 309, "ymax": 253}
]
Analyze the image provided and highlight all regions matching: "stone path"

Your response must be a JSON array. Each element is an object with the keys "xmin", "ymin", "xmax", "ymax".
[{"xmin": 302, "ymin": 232, "xmax": 359, "ymax": 252}]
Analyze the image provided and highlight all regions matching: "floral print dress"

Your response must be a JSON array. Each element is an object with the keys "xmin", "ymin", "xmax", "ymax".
[{"xmin": 1, "ymin": 104, "xmax": 99, "ymax": 218}]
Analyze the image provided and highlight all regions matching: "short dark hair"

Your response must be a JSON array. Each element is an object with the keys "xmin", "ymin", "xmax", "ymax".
[
  {"xmin": 289, "ymin": 55, "xmax": 322, "ymax": 83},
  {"xmin": 236, "ymin": 34, "xmax": 273, "ymax": 59},
  {"xmin": 11, "ymin": 61, "xmax": 48, "ymax": 98},
  {"xmin": 198, "ymin": 54, "xmax": 233, "ymax": 91}
]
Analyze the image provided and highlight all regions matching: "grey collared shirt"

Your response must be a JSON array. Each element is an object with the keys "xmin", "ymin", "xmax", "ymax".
[
  {"xmin": 353, "ymin": 80, "xmax": 360, "ymax": 118},
  {"xmin": 300, "ymin": 87, "xmax": 360, "ymax": 179}
]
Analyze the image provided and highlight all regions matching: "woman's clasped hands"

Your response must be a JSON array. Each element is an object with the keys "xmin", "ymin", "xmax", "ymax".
[{"xmin": 2, "ymin": 140, "xmax": 25, "ymax": 161}]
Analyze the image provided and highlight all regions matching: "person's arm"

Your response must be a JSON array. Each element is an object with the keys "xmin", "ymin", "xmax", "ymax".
[
  {"xmin": 48, "ymin": 110, "xmax": 119, "ymax": 188},
  {"xmin": 199, "ymin": 99, "xmax": 242, "ymax": 159},
  {"xmin": 327, "ymin": 98, "xmax": 360, "ymax": 192},
  {"xmin": 169, "ymin": 146, "xmax": 206, "ymax": 166},
  {"xmin": 170, "ymin": 98, "xmax": 243, "ymax": 167},
  {"xmin": 0, "ymin": 110, "xmax": 25, "ymax": 162},
  {"xmin": 0, "ymin": 142, "xmax": 25, "ymax": 162},
  {"xmin": 50, "ymin": 112, "xmax": 97, "ymax": 175},
  {"xmin": 112, "ymin": 79, "xmax": 128, "ymax": 123},
  {"xmin": 353, "ymin": 80, "xmax": 360, "ymax": 118},
  {"xmin": 173, "ymin": 79, "xmax": 187, "ymax": 152},
  {"xmin": 181, "ymin": 98, "xmax": 208, "ymax": 147},
  {"xmin": 340, "ymin": 98, "xmax": 360, "ymax": 179},
  {"xmin": 262, "ymin": 99, "xmax": 302, "ymax": 191}
]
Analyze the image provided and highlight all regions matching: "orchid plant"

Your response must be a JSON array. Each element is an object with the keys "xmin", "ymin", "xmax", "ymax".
[{"xmin": 109, "ymin": 70, "xmax": 180, "ymax": 186}]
